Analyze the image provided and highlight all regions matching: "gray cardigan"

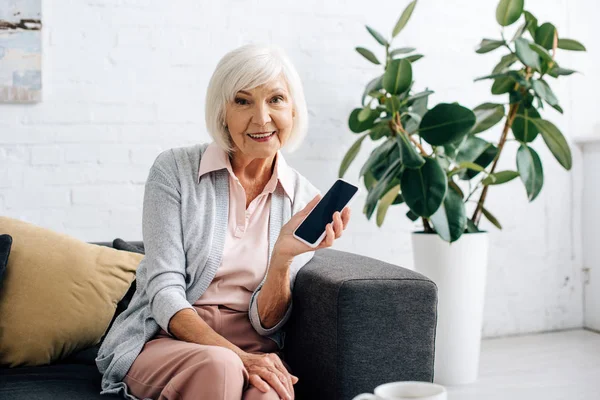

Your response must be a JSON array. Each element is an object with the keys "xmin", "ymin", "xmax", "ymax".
[{"xmin": 95, "ymin": 143, "xmax": 320, "ymax": 399}]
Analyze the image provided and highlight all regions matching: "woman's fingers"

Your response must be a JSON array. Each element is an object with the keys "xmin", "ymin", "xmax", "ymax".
[
  {"xmin": 270, "ymin": 356, "xmax": 295, "ymax": 399},
  {"xmin": 249, "ymin": 374, "xmax": 270, "ymax": 393},
  {"xmin": 341, "ymin": 207, "xmax": 351, "ymax": 229},
  {"xmin": 333, "ymin": 212, "xmax": 343, "ymax": 239},
  {"xmin": 314, "ymin": 210, "xmax": 350, "ymax": 250},
  {"xmin": 263, "ymin": 369, "xmax": 292, "ymax": 400},
  {"xmin": 325, "ymin": 223, "xmax": 335, "ymax": 246},
  {"xmin": 244, "ymin": 353, "xmax": 293, "ymax": 399}
]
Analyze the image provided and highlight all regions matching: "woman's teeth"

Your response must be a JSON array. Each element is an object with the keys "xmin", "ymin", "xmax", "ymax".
[{"xmin": 248, "ymin": 131, "xmax": 275, "ymax": 139}]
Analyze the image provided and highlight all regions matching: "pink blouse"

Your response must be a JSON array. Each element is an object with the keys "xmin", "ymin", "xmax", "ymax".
[{"xmin": 193, "ymin": 142, "xmax": 295, "ymax": 312}]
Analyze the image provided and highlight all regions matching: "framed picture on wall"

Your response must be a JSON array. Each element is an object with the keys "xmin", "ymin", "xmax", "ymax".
[{"xmin": 0, "ymin": 0, "xmax": 42, "ymax": 103}]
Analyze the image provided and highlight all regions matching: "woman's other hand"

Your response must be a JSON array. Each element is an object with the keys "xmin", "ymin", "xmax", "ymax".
[
  {"xmin": 274, "ymin": 194, "xmax": 351, "ymax": 259},
  {"xmin": 239, "ymin": 351, "xmax": 297, "ymax": 400}
]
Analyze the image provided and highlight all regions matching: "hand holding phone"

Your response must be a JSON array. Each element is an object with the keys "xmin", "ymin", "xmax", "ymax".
[
  {"xmin": 293, "ymin": 179, "xmax": 359, "ymax": 248},
  {"xmin": 273, "ymin": 179, "xmax": 357, "ymax": 260}
]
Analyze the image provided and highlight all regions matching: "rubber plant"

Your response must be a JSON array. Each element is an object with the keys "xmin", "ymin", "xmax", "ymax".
[
  {"xmin": 338, "ymin": 0, "xmax": 478, "ymax": 243},
  {"xmin": 339, "ymin": 0, "xmax": 585, "ymax": 243},
  {"xmin": 468, "ymin": 0, "xmax": 584, "ymax": 228}
]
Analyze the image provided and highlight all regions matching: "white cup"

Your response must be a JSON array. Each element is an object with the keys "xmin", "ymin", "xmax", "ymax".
[{"xmin": 352, "ymin": 381, "xmax": 447, "ymax": 400}]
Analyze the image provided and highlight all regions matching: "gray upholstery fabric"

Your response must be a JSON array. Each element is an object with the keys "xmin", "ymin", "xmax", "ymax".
[
  {"xmin": 0, "ymin": 241, "xmax": 437, "ymax": 400},
  {"xmin": 285, "ymin": 248, "xmax": 437, "ymax": 400}
]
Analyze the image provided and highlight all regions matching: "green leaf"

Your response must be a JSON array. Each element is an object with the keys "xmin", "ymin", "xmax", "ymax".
[
  {"xmin": 406, "ymin": 210, "xmax": 419, "ymax": 221},
  {"xmin": 482, "ymin": 170, "xmax": 519, "ymax": 185},
  {"xmin": 491, "ymin": 76, "xmax": 516, "ymax": 94},
  {"xmin": 405, "ymin": 96, "xmax": 429, "ymax": 133},
  {"xmin": 482, "ymin": 207, "xmax": 503, "ymax": 229},
  {"xmin": 492, "ymin": 53, "xmax": 519, "ymax": 74},
  {"xmin": 356, "ymin": 47, "xmax": 381, "ymax": 65},
  {"xmin": 407, "ymin": 91, "xmax": 434, "ymax": 106},
  {"xmin": 515, "ymin": 38, "xmax": 541, "ymax": 70},
  {"xmin": 458, "ymin": 161, "xmax": 486, "ymax": 172},
  {"xmin": 364, "ymin": 170, "xmax": 376, "ymax": 190},
  {"xmin": 443, "ymin": 135, "xmax": 467, "ymax": 160},
  {"xmin": 532, "ymin": 79, "xmax": 559, "ymax": 107},
  {"xmin": 397, "ymin": 133, "xmax": 426, "ymax": 169},
  {"xmin": 401, "ymin": 111, "xmax": 422, "ymax": 125},
  {"xmin": 376, "ymin": 184, "xmax": 400, "ymax": 227},
  {"xmin": 390, "ymin": 47, "xmax": 416, "ymax": 56},
  {"xmin": 365, "ymin": 160, "xmax": 402, "ymax": 219},
  {"xmin": 349, "ymin": 108, "xmax": 378, "ymax": 133},
  {"xmin": 401, "ymin": 157, "xmax": 448, "ymax": 217},
  {"xmin": 511, "ymin": 22, "xmax": 526, "ymax": 42},
  {"xmin": 369, "ymin": 120, "xmax": 392, "ymax": 140},
  {"xmin": 523, "ymin": 11, "xmax": 538, "ymax": 38},
  {"xmin": 386, "ymin": 96, "xmax": 402, "ymax": 116},
  {"xmin": 466, "ymin": 218, "xmax": 481, "ymax": 233},
  {"xmin": 411, "ymin": 94, "xmax": 429, "ymax": 116},
  {"xmin": 496, "ymin": 0, "xmax": 524, "ymax": 26},
  {"xmin": 366, "ymin": 26, "xmax": 389, "ymax": 46},
  {"xmin": 476, "ymin": 39, "xmax": 506, "ymax": 54},
  {"xmin": 402, "ymin": 54, "xmax": 424, "ymax": 63},
  {"xmin": 548, "ymin": 66, "xmax": 577, "ymax": 78},
  {"xmin": 339, "ymin": 134, "xmax": 368, "ymax": 178},
  {"xmin": 449, "ymin": 180, "xmax": 464, "ymax": 199},
  {"xmin": 454, "ymin": 135, "xmax": 490, "ymax": 163},
  {"xmin": 530, "ymin": 119, "xmax": 573, "ymax": 170},
  {"xmin": 418, "ymin": 103, "xmax": 476, "ymax": 146},
  {"xmin": 456, "ymin": 139, "xmax": 498, "ymax": 180},
  {"xmin": 512, "ymin": 103, "xmax": 541, "ymax": 142},
  {"xmin": 472, "ymin": 103, "xmax": 505, "ymax": 134},
  {"xmin": 358, "ymin": 107, "xmax": 372, "ymax": 122},
  {"xmin": 392, "ymin": 0, "xmax": 418, "ymax": 38},
  {"xmin": 393, "ymin": 193, "xmax": 404, "ymax": 205},
  {"xmin": 362, "ymin": 75, "xmax": 384, "ymax": 107},
  {"xmin": 430, "ymin": 186, "xmax": 467, "ymax": 243},
  {"xmin": 383, "ymin": 59, "xmax": 412, "ymax": 95},
  {"xmin": 359, "ymin": 139, "xmax": 397, "ymax": 177},
  {"xmin": 534, "ymin": 22, "xmax": 556, "ymax": 50},
  {"xmin": 529, "ymin": 43, "xmax": 553, "ymax": 63},
  {"xmin": 400, "ymin": 112, "xmax": 423, "ymax": 136},
  {"xmin": 517, "ymin": 144, "xmax": 544, "ymax": 201},
  {"xmin": 557, "ymin": 38, "xmax": 586, "ymax": 51},
  {"xmin": 474, "ymin": 71, "xmax": 514, "ymax": 81}
]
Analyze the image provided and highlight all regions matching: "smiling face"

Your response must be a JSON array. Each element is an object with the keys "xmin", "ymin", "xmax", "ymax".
[{"xmin": 224, "ymin": 74, "xmax": 295, "ymax": 160}]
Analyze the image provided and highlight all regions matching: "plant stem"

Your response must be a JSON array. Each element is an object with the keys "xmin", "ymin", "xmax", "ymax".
[
  {"xmin": 408, "ymin": 132, "xmax": 428, "ymax": 156},
  {"xmin": 465, "ymin": 183, "xmax": 482, "ymax": 202},
  {"xmin": 422, "ymin": 217, "xmax": 433, "ymax": 233},
  {"xmin": 393, "ymin": 112, "xmax": 428, "ymax": 156},
  {"xmin": 471, "ymin": 102, "xmax": 520, "ymax": 225}
]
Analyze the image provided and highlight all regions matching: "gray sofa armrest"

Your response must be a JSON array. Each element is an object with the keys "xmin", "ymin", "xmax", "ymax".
[{"xmin": 283, "ymin": 248, "xmax": 438, "ymax": 400}]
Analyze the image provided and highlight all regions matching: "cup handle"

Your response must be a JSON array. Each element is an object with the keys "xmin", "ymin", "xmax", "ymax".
[{"xmin": 352, "ymin": 394, "xmax": 378, "ymax": 400}]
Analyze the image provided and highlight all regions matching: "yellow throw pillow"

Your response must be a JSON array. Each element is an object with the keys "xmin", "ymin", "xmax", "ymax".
[{"xmin": 0, "ymin": 216, "xmax": 143, "ymax": 367}]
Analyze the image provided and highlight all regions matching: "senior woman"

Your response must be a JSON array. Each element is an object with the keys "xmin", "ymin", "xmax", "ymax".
[{"xmin": 95, "ymin": 43, "xmax": 351, "ymax": 400}]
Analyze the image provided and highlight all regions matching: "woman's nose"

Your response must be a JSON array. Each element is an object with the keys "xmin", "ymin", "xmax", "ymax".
[{"xmin": 252, "ymin": 103, "xmax": 272, "ymax": 126}]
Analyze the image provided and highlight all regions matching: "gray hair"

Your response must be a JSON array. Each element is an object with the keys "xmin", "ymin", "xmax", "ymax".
[{"xmin": 205, "ymin": 43, "xmax": 309, "ymax": 155}]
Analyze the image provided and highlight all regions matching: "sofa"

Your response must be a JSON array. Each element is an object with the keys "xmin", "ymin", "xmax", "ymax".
[{"xmin": 0, "ymin": 240, "xmax": 438, "ymax": 400}]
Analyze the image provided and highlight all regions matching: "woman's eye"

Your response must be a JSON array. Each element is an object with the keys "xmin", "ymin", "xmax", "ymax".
[{"xmin": 234, "ymin": 96, "xmax": 283, "ymax": 105}]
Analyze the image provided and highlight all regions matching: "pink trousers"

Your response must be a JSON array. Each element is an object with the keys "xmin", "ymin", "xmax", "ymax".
[{"xmin": 123, "ymin": 304, "xmax": 294, "ymax": 400}]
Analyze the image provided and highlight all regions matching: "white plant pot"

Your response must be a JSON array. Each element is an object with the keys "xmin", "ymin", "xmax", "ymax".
[{"xmin": 411, "ymin": 231, "xmax": 489, "ymax": 386}]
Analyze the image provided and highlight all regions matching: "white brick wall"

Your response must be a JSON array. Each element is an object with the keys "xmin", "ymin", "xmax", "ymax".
[{"xmin": 1, "ymin": 0, "xmax": 596, "ymax": 338}]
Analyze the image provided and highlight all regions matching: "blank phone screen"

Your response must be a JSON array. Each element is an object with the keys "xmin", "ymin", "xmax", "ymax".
[{"xmin": 294, "ymin": 180, "xmax": 358, "ymax": 244}]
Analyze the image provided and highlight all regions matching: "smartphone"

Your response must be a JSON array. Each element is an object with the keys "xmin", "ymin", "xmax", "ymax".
[{"xmin": 293, "ymin": 178, "xmax": 360, "ymax": 248}]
